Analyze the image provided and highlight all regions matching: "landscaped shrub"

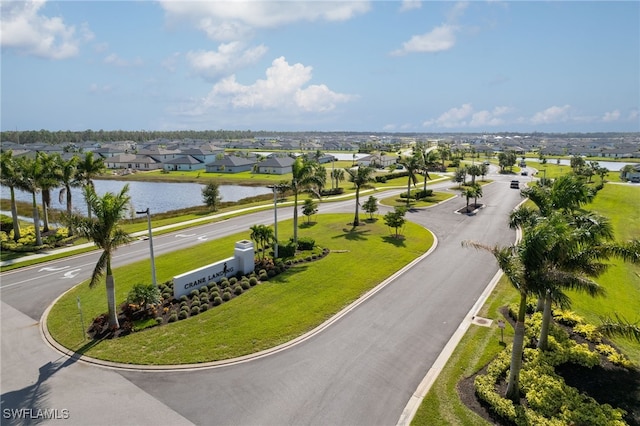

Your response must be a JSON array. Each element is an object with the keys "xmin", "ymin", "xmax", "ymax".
[
  {"xmin": 277, "ymin": 241, "xmax": 297, "ymax": 258},
  {"xmin": 241, "ymin": 280, "xmax": 250, "ymax": 290},
  {"xmin": 219, "ymin": 279, "xmax": 229, "ymax": 289},
  {"xmin": 267, "ymin": 269, "xmax": 276, "ymax": 278},
  {"xmin": 229, "ymin": 277, "xmax": 238, "ymax": 285},
  {"xmin": 179, "ymin": 295, "xmax": 188, "ymax": 302},
  {"xmin": 414, "ymin": 189, "xmax": 433, "ymax": 199},
  {"xmin": 207, "ymin": 282, "xmax": 217, "ymax": 290},
  {"xmin": 178, "ymin": 310, "xmax": 188, "ymax": 320},
  {"xmin": 297, "ymin": 237, "xmax": 315, "ymax": 250},
  {"xmin": 222, "ymin": 292, "xmax": 231, "ymax": 301},
  {"xmin": 168, "ymin": 313, "xmax": 178, "ymax": 323},
  {"xmin": 126, "ymin": 283, "xmax": 161, "ymax": 309},
  {"xmin": 572, "ymin": 323, "xmax": 602, "ymax": 343},
  {"xmin": 233, "ymin": 286, "xmax": 243, "ymax": 295},
  {"xmin": 190, "ymin": 289, "xmax": 200, "ymax": 297},
  {"xmin": 259, "ymin": 272, "xmax": 268, "ymax": 281},
  {"xmin": 212, "ymin": 296, "xmax": 222, "ymax": 306},
  {"xmin": 155, "ymin": 317, "xmax": 163, "ymax": 325},
  {"xmin": 191, "ymin": 299, "xmax": 200, "ymax": 308},
  {"xmin": 552, "ymin": 309, "xmax": 583, "ymax": 327},
  {"xmin": 200, "ymin": 304, "xmax": 208, "ymax": 312},
  {"xmin": 190, "ymin": 306, "xmax": 200, "ymax": 315},
  {"xmin": 249, "ymin": 277, "xmax": 258, "ymax": 286}
]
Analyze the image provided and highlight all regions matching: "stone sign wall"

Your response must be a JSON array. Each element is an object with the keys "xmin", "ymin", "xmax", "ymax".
[{"xmin": 172, "ymin": 240, "xmax": 255, "ymax": 299}]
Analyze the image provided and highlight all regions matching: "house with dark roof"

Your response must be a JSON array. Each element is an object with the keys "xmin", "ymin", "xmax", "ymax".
[
  {"xmin": 105, "ymin": 154, "xmax": 162, "ymax": 171},
  {"xmin": 162, "ymin": 155, "xmax": 204, "ymax": 171},
  {"xmin": 205, "ymin": 155, "xmax": 256, "ymax": 173},
  {"xmin": 256, "ymin": 156, "xmax": 295, "ymax": 174}
]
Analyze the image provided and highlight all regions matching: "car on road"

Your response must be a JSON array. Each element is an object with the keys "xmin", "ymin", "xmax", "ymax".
[
  {"xmin": 510, "ymin": 180, "xmax": 520, "ymax": 189},
  {"xmin": 521, "ymin": 170, "xmax": 528, "ymax": 176}
]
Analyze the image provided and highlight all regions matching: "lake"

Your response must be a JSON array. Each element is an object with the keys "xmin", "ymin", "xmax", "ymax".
[{"xmin": 1, "ymin": 180, "xmax": 272, "ymax": 216}]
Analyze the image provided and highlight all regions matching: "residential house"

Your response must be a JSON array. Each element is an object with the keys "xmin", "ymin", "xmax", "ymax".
[
  {"xmin": 162, "ymin": 155, "xmax": 204, "ymax": 171},
  {"xmin": 256, "ymin": 156, "xmax": 295, "ymax": 174},
  {"xmin": 205, "ymin": 155, "xmax": 256, "ymax": 173},
  {"xmin": 357, "ymin": 154, "xmax": 397, "ymax": 168},
  {"xmin": 105, "ymin": 154, "xmax": 162, "ymax": 171}
]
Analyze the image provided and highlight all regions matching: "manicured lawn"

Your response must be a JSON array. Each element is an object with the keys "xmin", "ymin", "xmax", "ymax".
[{"xmin": 47, "ymin": 213, "xmax": 434, "ymax": 364}]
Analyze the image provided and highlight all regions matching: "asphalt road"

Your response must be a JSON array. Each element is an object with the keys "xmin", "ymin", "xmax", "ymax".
[{"xmin": 1, "ymin": 174, "xmax": 523, "ymax": 425}]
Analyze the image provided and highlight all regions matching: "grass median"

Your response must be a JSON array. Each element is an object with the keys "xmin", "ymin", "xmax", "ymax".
[{"xmin": 47, "ymin": 213, "xmax": 434, "ymax": 365}]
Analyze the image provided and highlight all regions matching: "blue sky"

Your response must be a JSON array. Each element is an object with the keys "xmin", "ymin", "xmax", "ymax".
[{"xmin": 2, "ymin": 1, "xmax": 639, "ymax": 133}]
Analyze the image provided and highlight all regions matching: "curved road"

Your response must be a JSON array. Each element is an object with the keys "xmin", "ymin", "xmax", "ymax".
[{"xmin": 1, "ymin": 173, "xmax": 522, "ymax": 425}]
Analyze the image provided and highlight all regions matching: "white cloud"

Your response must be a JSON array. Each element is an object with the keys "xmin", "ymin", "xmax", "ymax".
[
  {"xmin": 530, "ymin": 105, "xmax": 571, "ymax": 124},
  {"xmin": 628, "ymin": 109, "xmax": 639, "ymax": 121},
  {"xmin": 160, "ymin": 1, "xmax": 370, "ymax": 41},
  {"xmin": 0, "ymin": 0, "xmax": 93, "ymax": 59},
  {"xmin": 391, "ymin": 24, "xmax": 457, "ymax": 56},
  {"xmin": 186, "ymin": 56, "xmax": 353, "ymax": 115},
  {"xmin": 399, "ymin": 0, "xmax": 421, "ymax": 13},
  {"xmin": 186, "ymin": 42, "xmax": 268, "ymax": 80},
  {"xmin": 602, "ymin": 110, "xmax": 620, "ymax": 122},
  {"xmin": 423, "ymin": 104, "xmax": 510, "ymax": 128},
  {"xmin": 104, "ymin": 53, "xmax": 143, "ymax": 67},
  {"xmin": 162, "ymin": 52, "xmax": 182, "ymax": 73}
]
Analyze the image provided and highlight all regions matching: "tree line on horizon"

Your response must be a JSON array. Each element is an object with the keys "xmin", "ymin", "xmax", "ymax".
[{"xmin": 2, "ymin": 130, "xmax": 636, "ymax": 146}]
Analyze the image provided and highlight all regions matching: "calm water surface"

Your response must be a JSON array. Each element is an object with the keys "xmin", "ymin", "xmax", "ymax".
[{"xmin": 1, "ymin": 180, "xmax": 271, "ymax": 216}]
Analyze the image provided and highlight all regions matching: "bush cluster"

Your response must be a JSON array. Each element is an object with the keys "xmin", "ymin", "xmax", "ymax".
[{"xmin": 474, "ymin": 310, "xmax": 631, "ymax": 425}]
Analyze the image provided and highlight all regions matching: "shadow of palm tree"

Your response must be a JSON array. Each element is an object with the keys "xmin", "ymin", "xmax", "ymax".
[
  {"xmin": 0, "ymin": 348, "xmax": 91, "ymax": 426},
  {"xmin": 332, "ymin": 227, "xmax": 370, "ymax": 241},
  {"xmin": 299, "ymin": 222, "xmax": 317, "ymax": 229}
]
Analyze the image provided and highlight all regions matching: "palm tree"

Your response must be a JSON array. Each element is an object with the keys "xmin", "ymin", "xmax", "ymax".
[
  {"xmin": 344, "ymin": 166, "xmax": 376, "ymax": 226},
  {"xmin": 15, "ymin": 155, "xmax": 44, "ymax": 246},
  {"xmin": 76, "ymin": 152, "xmax": 106, "ymax": 219},
  {"xmin": 37, "ymin": 152, "xmax": 63, "ymax": 233},
  {"xmin": 290, "ymin": 157, "xmax": 323, "ymax": 246},
  {"xmin": 331, "ymin": 168, "xmax": 345, "ymax": 190},
  {"xmin": 249, "ymin": 224, "xmax": 274, "ymax": 261},
  {"xmin": 399, "ymin": 154, "xmax": 421, "ymax": 207},
  {"xmin": 0, "ymin": 151, "xmax": 23, "ymax": 241},
  {"xmin": 58, "ymin": 156, "xmax": 80, "ymax": 236},
  {"xmin": 67, "ymin": 185, "xmax": 132, "ymax": 329},
  {"xmin": 464, "ymin": 218, "xmax": 559, "ymax": 400}
]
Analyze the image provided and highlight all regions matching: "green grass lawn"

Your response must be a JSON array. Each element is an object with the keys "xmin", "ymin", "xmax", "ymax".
[{"xmin": 47, "ymin": 213, "xmax": 434, "ymax": 365}]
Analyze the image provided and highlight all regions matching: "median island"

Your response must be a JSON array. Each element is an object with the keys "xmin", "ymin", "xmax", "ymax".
[{"xmin": 46, "ymin": 214, "xmax": 434, "ymax": 365}]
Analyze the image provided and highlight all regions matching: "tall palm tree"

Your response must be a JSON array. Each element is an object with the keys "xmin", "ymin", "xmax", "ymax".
[
  {"xmin": 331, "ymin": 168, "xmax": 345, "ymax": 190},
  {"xmin": 290, "ymin": 157, "xmax": 323, "ymax": 246},
  {"xmin": 344, "ymin": 166, "xmax": 376, "ymax": 226},
  {"xmin": 37, "ymin": 152, "xmax": 63, "ymax": 233},
  {"xmin": 58, "ymin": 156, "xmax": 80, "ymax": 236},
  {"xmin": 0, "ymin": 151, "xmax": 23, "ymax": 241},
  {"xmin": 399, "ymin": 154, "xmax": 421, "ymax": 207},
  {"xmin": 76, "ymin": 152, "xmax": 106, "ymax": 219},
  {"xmin": 464, "ymin": 218, "xmax": 558, "ymax": 400},
  {"xmin": 67, "ymin": 185, "xmax": 132, "ymax": 329},
  {"xmin": 15, "ymin": 155, "xmax": 44, "ymax": 246},
  {"xmin": 418, "ymin": 148, "xmax": 438, "ymax": 191}
]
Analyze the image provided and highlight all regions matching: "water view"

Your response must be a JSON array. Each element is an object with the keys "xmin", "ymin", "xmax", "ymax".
[{"xmin": 1, "ymin": 180, "xmax": 272, "ymax": 216}]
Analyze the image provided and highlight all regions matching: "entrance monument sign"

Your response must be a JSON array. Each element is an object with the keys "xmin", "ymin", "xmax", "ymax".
[{"xmin": 172, "ymin": 240, "xmax": 255, "ymax": 299}]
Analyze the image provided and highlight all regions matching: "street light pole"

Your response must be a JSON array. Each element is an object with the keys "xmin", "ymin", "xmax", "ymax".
[
  {"xmin": 268, "ymin": 185, "xmax": 279, "ymax": 258},
  {"xmin": 136, "ymin": 208, "xmax": 157, "ymax": 287}
]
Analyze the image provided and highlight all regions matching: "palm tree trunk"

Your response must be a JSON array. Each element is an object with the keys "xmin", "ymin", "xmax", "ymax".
[
  {"xmin": 31, "ymin": 192, "xmax": 42, "ymax": 246},
  {"xmin": 406, "ymin": 178, "xmax": 411, "ymax": 207},
  {"xmin": 506, "ymin": 292, "xmax": 527, "ymax": 401},
  {"xmin": 41, "ymin": 190, "xmax": 51, "ymax": 232},
  {"xmin": 105, "ymin": 267, "xmax": 120, "ymax": 329},
  {"xmin": 353, "ymin": 189, "xmax": 360, "ymax": 226},
  {"xmin": 66, "ymin": 186, "xmax": 74, "ymax": 237},
  {"xmin": 10, "ymin": 187, "xmax": 21, "ymax": 241},
  {"xmin": 537, "ymin": 292, "xmax": 552, "ymax": 351},
  {"xmin": 293, "ymin": 190, "xmax": 299, "ymax": 246}
]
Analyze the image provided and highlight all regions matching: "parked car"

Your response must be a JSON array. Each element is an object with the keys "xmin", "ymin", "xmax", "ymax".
[
  {"xmin": 521, "ymin": 170, "xmax": 528, "ymax": 176},
  {"xmin": 510, "ymin": 180, "xmax": 520, "ymax": 189}
]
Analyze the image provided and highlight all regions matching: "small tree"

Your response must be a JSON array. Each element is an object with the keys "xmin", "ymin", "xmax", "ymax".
[
  {"xmin": 363, "ymin": 196, "xmax": 378, "ymax": 219},
  {"xmin": 302, "ymin": 198, "xmax": 318, "ymax": 224},
  {"xmin": 383, "ymin": 207, "xmax": 406, "ymax": 238},
  {"xmin": 202, "ymin": 182, "xmax": 221, "ymax": 211}
]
